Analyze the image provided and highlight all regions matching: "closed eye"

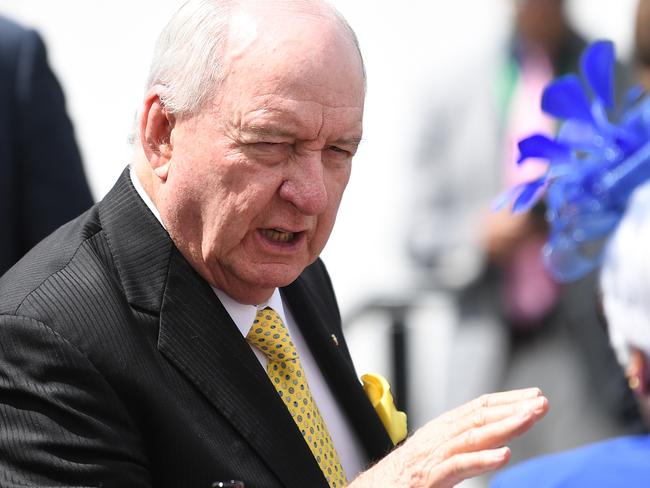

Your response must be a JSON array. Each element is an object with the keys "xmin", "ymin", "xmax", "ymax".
[
  {"xmin": 249, "ymin": 141, "xmax": 291, "ymax": 153},
  {"xmin": 243, "ymin": 141, "xmax": 291, "ymax": 164},
  {"xmin": 255, "ymin": 142, "xmax": 286, "ymax": 148},
  {"xmin": 326, "ymin": 146, "xmax": 352, "ymax": 157}
]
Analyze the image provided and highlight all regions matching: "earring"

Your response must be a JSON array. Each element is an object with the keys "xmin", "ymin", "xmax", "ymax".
[{"xmin": 629, "ymin": 375, "xmax": 641, "ymax": 391}]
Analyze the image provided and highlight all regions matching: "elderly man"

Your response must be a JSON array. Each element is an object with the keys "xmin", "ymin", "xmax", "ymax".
[{"xmin": 0, "ymin": 1, "xmax": 547, "ymax": 487}]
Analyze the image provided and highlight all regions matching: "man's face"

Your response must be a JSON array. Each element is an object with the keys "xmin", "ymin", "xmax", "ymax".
[{"xmin": 157, "ymin": 10, "xmax": 365, "ymax": 304}]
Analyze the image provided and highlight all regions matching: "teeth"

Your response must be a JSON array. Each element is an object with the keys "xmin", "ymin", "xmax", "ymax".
[{"xmin": 262, "ymin": 229, "xmax": 296, "ymax": 243}]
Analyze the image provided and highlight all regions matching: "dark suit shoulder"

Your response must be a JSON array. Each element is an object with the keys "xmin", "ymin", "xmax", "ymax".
[
  {"xmin": 0, "ymin": 16, "xmax": 40, "ymax": 83},
  {"xmin": 0, "ymin": 203, "xmax": 110, "ymax": 317},
  {"xmin": 0, "ymin": 16, "xmax": 35, "ymax": 144},
  {"xmin": 0, "ymin": 15, "xmax": 35, "ymax": 53},
  {"xmin": 0, "ymin": 198, "xmax": 159, "ymax": 383}
]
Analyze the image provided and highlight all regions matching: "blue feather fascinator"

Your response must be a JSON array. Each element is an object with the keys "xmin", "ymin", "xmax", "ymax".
[{"xmin": 497, "ymin": 40, "xmax": 650, "ymax": 282}]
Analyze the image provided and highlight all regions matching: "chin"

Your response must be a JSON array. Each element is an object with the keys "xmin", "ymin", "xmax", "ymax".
[{"xmin": 248, "ymin": 262, "xmax": 307, "ymax": 288}]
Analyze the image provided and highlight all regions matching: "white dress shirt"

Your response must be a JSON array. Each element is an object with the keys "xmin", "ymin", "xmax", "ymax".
[{"xmin": 129, "ymin": 166, "xmax": 366, "ymax": 479}]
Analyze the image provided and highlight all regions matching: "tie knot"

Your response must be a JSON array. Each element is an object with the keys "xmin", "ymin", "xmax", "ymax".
[{"xmin": 246, "ymin": 307, "xmax": 298, "ymax": 363}]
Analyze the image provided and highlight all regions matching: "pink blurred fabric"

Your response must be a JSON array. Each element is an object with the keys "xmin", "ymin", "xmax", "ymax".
[
  {"xmin": 503, "ymin": 48, "xmax": 559, "ymax": 326},
  {"xmin": 505, "ymin": 48, "xmax": 554, "ymax": 186}
]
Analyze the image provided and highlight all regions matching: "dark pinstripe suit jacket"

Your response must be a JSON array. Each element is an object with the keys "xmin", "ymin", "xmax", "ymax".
[{"xmin": 0, "ymin": 169, "xmax": 393, "ymax": 488}]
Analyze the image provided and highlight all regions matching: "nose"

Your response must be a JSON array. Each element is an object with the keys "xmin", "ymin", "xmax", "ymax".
[{"xmin": 279, "ymin": 151, "xmax": 328, "ymax": 216}]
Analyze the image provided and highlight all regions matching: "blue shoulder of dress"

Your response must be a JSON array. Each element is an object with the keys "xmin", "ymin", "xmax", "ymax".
[{"xmin": 490, "ymin": 435, "xmax": 650, "ymax": 487}]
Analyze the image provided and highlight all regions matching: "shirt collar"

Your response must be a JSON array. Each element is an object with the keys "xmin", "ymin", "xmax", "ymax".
[
  {"xmin": 129, "ymin": 165, "xmax": 164, "ymax": 226},
  {"xmin": 214, "ymin": 287, "xmax": 288, "ymax": 338}
]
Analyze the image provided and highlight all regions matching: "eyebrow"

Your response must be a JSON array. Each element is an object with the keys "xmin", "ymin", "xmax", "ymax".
[{"xmin": 334, "ymin": 136, "xmax": 363, "ymax": 148}]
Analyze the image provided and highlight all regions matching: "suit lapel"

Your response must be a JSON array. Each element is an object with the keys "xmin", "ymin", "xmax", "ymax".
[
  {"xmin": 283, "ymin": 268, "xmax": 394, "ymax": 464},
  {"xmin": 158, "ymin": 252, "xmax": 328, "ymax": 488},
  {"xmin": 98, "ymin": 168, "xmax": 171, "ymax": 313},
  {"xmin": 99, "ymin": 169, "xmax": 328, "ymax": 488}
]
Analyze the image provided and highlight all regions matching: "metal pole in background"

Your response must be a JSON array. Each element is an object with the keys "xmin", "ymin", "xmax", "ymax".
[{"xmin": 390, "ymin": 308, "xmax": 409, "ymax": 414}]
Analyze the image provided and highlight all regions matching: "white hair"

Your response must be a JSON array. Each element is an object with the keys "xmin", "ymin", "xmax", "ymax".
[
  {"xmin": 600, "ymin": 179, "xmax": 650, "ymax": 366},
  {"xmin": 146, "ymin": 0, "xmax": 235, "ymax": 115},
  {"xmin": 145, "ymin": 0, "xmax": 365, "ymax": 117}
]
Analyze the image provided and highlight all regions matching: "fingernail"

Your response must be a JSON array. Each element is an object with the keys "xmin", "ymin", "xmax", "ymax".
[
  {"xmin": 492, "ymin": 446, "xmax": 509, "ymax": 461},
  {"xmin": 523, "ymin": 396, "xmax": 546, "ymax": 413},
  {"xmin": 530, "ymin": 397, "xmax": 544, "ymax": 408}
]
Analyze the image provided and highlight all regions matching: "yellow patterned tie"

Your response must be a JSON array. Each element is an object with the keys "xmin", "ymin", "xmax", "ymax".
[{"xmin": 246, "ymin": 307, "xmax": 347, "ymax": 488}]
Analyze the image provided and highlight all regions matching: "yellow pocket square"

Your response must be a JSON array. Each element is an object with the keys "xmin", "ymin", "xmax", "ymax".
[{"xmin": 361, "ymin": 373, "xmax": 407, "ymax": 445}]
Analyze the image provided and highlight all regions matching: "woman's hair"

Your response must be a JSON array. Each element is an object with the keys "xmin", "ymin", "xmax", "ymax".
[{"xmin": 601, "ymin": 180, "xmax": 650, "ymax": 366}]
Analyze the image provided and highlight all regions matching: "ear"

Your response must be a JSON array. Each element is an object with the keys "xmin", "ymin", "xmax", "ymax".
[
  {"xmin": 627, "ymin": 348, "xmax": 648, "ymax": 396},
  {"xmin": 139, "ymin": 86, "xmax": 176, "ymax": 182}
]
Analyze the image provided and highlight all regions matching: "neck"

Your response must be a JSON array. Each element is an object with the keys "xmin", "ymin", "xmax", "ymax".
[{"xmin": 133, "ymin": 153, "xmax": 159, "ymax": 208}]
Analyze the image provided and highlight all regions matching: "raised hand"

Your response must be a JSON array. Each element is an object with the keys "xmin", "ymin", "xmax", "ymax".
[{"xmin": 351, "ymin": 388, "xmax": 549, "ymax": 488}]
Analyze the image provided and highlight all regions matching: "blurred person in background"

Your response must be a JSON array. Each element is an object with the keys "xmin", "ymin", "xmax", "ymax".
[
  {"xmin": 410, "ymin": 0, "xmax": 583, "ymax": 322},
  {"xmin": 491, "ymin": 6, "xmax": 650, "ymax": 478},
  {"xmin": 408, "ymin": 0, "xmax": 640, "ymax": 462},
  {"xmin": 0, "ymin": 14, "xmax": 94, "ymax": 275}
]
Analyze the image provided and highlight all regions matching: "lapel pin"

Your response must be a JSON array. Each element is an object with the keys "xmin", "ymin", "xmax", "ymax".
[{"xmin": 331, "ymin": 334, "xmax": 339, "ymax": 347}]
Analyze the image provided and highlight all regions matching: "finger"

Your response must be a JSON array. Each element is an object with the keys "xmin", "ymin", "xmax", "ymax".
[
  {"xmin": 413, "ymin": 396, "xmax": 546, "ymax": 448},
  {"xmin": 436, "ymin": 395, "xmax": 548, "ymax": 441},
  {"xmin": 441, "ymin": 407, "xmax": 545, "ymax": 459},
  {"xmin": 439, "ymin": 387, "xmax": 545, "ymax": 423},
  {"xmin": 410, "ymin": 392, "xmax": 547, "ymax": 453},
  {"xmin": 431, "ymin": 447, "xmax": 511, "ymax": 488}
]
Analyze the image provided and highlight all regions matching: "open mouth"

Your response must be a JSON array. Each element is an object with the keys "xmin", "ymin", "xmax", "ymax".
[{"xmin": 260, "ymin": 228, "xmax": 299, "ymax": 244}]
